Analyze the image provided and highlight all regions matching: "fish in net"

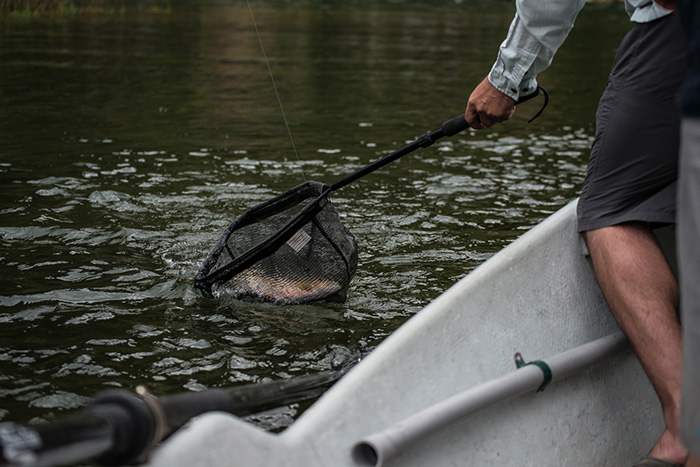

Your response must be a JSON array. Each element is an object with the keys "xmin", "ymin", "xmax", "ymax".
[{"xmin": 195, "ymin": 181, "xmax": 358, "ymax": 304}]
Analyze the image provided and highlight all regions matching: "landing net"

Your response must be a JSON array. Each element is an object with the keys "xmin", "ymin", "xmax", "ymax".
[{"xmin": 195, "ymin": 181, "xmax": 358, "ymax": 304}]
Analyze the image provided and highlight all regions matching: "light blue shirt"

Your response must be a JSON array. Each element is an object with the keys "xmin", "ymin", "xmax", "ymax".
[{"xmin": 488, "ymin": 0, "xmax": 674, "ymax": 101}]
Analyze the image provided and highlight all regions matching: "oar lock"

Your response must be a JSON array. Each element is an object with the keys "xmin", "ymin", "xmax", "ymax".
[
  {"xmin": 513, "ymin": 352, "xmax": 553, "ymax": 393},
  {"xmin": 84, "ymin": 388, "xmax": 163, "ymax": 465},
  {"xmin": 135, "ymin": 386, "xmax": 168, "ymax": 461}
]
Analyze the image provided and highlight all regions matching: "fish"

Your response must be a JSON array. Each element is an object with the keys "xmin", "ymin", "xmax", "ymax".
[{"xmin": 220, "ymin": 266, "xmax": 342, "ymax": 304}]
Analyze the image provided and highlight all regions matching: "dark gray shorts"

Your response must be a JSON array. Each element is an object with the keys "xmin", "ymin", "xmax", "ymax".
[{"xmin": 577, "ymin": 14, "xmax": 686, "ymax": 232}]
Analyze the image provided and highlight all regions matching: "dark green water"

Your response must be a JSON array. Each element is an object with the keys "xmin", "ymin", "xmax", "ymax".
[{"xmin": 0, "ymin": 2, "xmax": 629, "ymax": 429}]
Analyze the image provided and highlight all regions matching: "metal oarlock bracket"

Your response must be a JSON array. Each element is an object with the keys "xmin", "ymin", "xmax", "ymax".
[{"xmin": 514, "ymin": 352, "xmax": 553, "ymax": 392}]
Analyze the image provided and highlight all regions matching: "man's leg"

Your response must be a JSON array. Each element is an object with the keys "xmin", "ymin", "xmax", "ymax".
[{"xmin": 583, "ymin": 224, "xmax": 687, "ymax": 464}]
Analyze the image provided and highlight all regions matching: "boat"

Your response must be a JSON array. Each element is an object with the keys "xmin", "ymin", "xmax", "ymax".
[{"xmin": 146, "ymin": 199, "xmax": 674, "ymax": 467}]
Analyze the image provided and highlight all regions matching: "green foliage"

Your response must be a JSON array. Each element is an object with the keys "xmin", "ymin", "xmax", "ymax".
[
  {"xmin": 0, "ymin": 0, "xmax": 623, "ymax": 16},
  {"xmin": 0, "ymin": 0, "xmax": 174, "ymax": 16}
]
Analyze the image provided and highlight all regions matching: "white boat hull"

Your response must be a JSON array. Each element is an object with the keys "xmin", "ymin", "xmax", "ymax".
[{"xmin": 147, "ymin": 199, "xmax": 671, "ymax": 467}]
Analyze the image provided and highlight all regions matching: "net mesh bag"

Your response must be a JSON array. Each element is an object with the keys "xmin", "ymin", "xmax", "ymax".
[{"xmin": 195, "ymin": 181, "xmax": 358, "ymax": 304}]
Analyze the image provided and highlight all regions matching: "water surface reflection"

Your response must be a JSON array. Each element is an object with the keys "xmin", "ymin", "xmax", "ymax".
[{"xmin": 0, "ymin": 2, "xmax": 628, "ymax": 427}]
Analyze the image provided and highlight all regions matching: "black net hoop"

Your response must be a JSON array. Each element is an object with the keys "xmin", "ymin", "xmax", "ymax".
[{"xmin": 195, "ymin": 181, "xmax": 358, "ymax": 304}]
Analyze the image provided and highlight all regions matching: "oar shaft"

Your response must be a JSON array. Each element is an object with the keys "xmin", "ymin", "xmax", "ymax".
[
  {"xmin": 159, "ymin": 368, "xmax": 347, "ymax": 434},
  {"xmin": 352, "ymin": 333, "xmax": 628, "ymax": 467}
]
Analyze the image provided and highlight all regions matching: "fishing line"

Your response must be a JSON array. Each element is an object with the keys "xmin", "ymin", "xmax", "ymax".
[{"xmin": 246, "ymin": 0, "xmax": 305, "ymax": 181}]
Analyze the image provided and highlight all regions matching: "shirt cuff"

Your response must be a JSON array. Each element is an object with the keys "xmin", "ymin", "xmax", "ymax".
[{"xmin": 488, "ymin": 67, "xmax": 539, "ymax": 103}]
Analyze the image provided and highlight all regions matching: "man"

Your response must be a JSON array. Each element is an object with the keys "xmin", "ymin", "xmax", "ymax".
[{"xmin": 465, "ymin": 1, "xmax": 687, "ymax": 466}]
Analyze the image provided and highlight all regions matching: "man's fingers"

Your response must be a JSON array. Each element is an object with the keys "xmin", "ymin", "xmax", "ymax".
[
  {"xmin": 466, "ymin": 107, "xmax": 515, "ymax": 129},
  {"xmin": 465, "ymin": 106, "xmax": 485, "ymax": 129},
  {"xmin": 465, "ymin": 77, "xmax": 516, "ymax": 129},
  {"xmin": 478, "ymin": 112, "xmax": 496, "ymax": 128}
]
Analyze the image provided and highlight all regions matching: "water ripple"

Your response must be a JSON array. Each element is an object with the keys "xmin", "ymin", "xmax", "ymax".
[{"xmin": 0, "ymin": 2, "xmax": 606, "ymax": 429}]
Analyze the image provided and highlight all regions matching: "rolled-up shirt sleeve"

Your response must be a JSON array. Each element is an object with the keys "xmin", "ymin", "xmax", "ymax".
[{"xmin": 488, "ymin": 0, "xmax": 586, "ymax": 101}]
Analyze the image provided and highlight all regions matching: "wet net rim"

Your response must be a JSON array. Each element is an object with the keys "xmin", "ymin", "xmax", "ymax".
[{"xmin": 194, "ymin": 181, "xmax": 332, "ymax": 298}]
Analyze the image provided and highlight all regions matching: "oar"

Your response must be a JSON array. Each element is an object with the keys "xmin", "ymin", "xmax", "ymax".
[
  {"xmin": 0, "ymin": 356, "xmax": 358, "ymax": 467},
  {"xmin": 351, "ymin": 333, "xmax": 628, "ymax": 467}
]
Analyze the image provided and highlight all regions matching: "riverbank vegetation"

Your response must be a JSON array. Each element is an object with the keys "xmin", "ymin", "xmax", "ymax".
[
  {"xmin": 0, "ymin": 0, "xmax": 173, "ymax": 16},
  {"xmin": 1, "ymin": 0, "xmax": 624, "ymax": 16}
]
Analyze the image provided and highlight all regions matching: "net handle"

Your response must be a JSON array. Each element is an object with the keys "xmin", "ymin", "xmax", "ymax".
[
  {"xmin": 329, "ymin": 88, "xmax": 544, "ymax": 193},
  {"xmin": 195, "ymin": 91, "xmax": 546, "ymax": 296}
]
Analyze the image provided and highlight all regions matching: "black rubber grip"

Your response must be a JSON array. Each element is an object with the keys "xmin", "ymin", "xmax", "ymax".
[{"xmin": 441, "ymin": 115, "xmax": 469, "ymax": 137}]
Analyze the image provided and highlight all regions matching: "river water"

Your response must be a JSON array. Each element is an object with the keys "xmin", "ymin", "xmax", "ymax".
[{"xmin": 0, "ymin": 1, "xmax": 629, "ymax": 429}]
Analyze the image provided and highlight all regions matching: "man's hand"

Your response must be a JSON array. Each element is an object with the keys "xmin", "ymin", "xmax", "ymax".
[{"xmin": 465, "ymin": 77, "xmax": 516, "ymax": 130}]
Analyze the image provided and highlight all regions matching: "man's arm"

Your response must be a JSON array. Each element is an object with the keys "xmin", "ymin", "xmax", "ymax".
[{"xmin": 465, "ymin": 0, "xmax": 586, "ymax": 129}]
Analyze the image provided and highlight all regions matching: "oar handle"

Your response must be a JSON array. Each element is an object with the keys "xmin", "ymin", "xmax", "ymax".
[
  {"xmin": 441, "ymin": 86, "xmax": 545, "ymax": 137},
  {"xmin": 0, "ymin": 357, "xmax": 359, "ymax": 467},
  {"xmin": 0, "ymin": 391, "xmax": 154, "ymax": 467}
]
